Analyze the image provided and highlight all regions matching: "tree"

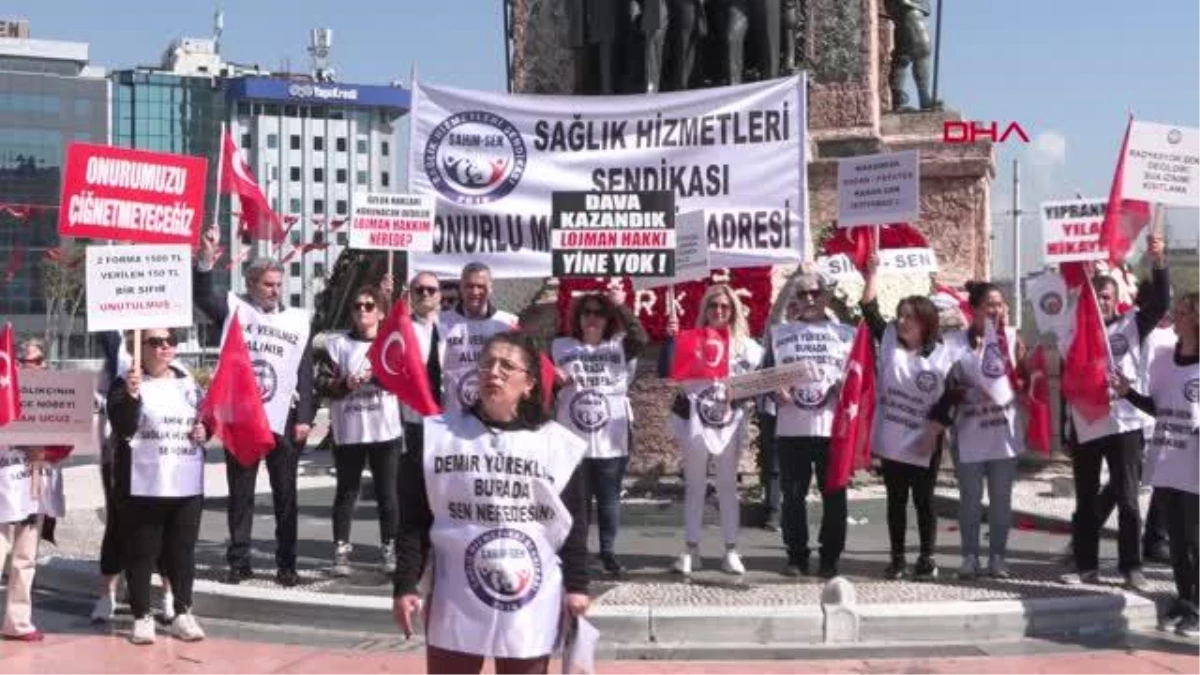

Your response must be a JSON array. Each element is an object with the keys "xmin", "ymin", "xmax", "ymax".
[{"xmin": 41, "ymin": 243, "xmax": 86, "ymax": 360}]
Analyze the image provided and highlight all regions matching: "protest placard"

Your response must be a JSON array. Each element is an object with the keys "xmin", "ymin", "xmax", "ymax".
[
  {"xmin": 0, "ymin": 370, "xmax": 97, "ymax": 453},
  {"xmin": 631, "ymin": 210, "xmax": 709, "ymax": 291},
  {"xmin": 349, "ymin": 193, "xmax": 436, "ymax": 252},
  {"xmin": 1039, "ymin": 198, "xmax": 1108, "ymax": 264},
  {"xmin": 58, "ymin": 143, "xmax": 208, "ymax": 245},
  {"xmin": 727, "ymin": 361, "xmax": 823, "ymax": 400},
  {"xmin": 817, "ymin": 247, "xmax": 939, "ymax": 280},
  {"xmin": 1122, "ymin": 121, "xmax": 1199, "ymax": 208},
  {"xmin": 551, "ymin": 191, "xmax": 675, "ymax": 278},
  {"xmin": 86, "ymin": 244, "xmax": 193, "ymax": 331},
  {"xmin": 837, "ymin": 150, "xmax": 920, "ymax": 228}
]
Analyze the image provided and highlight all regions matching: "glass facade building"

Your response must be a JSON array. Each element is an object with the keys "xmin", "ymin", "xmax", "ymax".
[{"xmin": 0, "ymin": 39, "xmax": 108, "ymax": 357}]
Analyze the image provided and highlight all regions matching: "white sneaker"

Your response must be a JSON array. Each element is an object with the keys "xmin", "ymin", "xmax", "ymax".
[
  {"xmin": 171, "ymin": 613, "xmax": 206, "ymax": 642},
  {"xmin": 331, "ymin": 541, "xmax": 352, "ymax": 578},
  {"xmin": 160, "ymin": 591, "xmax": 176, "ymax": 622},
  {"xmin": 381, "ymin": 541, "xmax": 397, "ymax": 575},
  {"xmin": 957, "ymin": 554, "xmax": 979, "ymax": 580},
  {"xmin": 722, "ymin": 550, "xmax": 746, "ymax": 575},
  {"xmin": 672, "ymin": 552, "xmax": 695, "ymax": 575},
  {"xmin": 90, "ymin": 594, "xmax": 115, "ymax": 623},
  {"xmin": 130, "ymin": 616, "xmax": 156, "ymax": 645},
  {"xmin": 988, "ymin": 555, "xmax": 1011, "ymax": 579}
]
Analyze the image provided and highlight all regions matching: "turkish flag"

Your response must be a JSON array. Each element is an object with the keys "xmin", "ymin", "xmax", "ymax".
[
  {"xmin": 826, "ymin": 322, "xmax": 876, "ymax": 494},
  {"xmin": 934, "ymin": 283, "xmax": 971, "ymax": 324},
  {"xmin": 670, "ymin": 327, "xmax": 730, "ymax": 381},
  {"xmin": 822, "ymin": 223, "xmax": 928, "ymax": 273},
  {"xmin": 1098, "ymin": 115, "xmax": 1152, "ymax": 265},
  {"xmin": 1023, "ymin": 345, "xmax": 1052, "ymax": 455},
  {"xmin": 368, "ymin": 299, "xmax": 442, "ymax": 416},
  {"xmin": 1062, "ymin": 281, "xmax": 1112, "ymax": 423},
  {"xmin": 220, "ymin": 129, "xmax": 285, "ymax": 244},
  {"xmin": 199, "ymin": 315, "xmax": 276, "ymax": 467},
  {"xmin": 0, "ymin": 323, "xmax": 20, "ymax": 428}
]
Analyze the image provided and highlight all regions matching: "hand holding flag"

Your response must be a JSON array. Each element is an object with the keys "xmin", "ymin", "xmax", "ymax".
[
  {"xmin": 670, "ymin": 327, "xmax": 730, "ymax": 381},
  {"xmin": 199, "ymin": 315, "xmax": 276, "ymax": 467},
  {"xmin": 826, "ymin": 322, "xmax": 876, "ymax": 494},
  {"xmin": 368, "ymin": 299, "xmax": 442, "ymax": 416}
]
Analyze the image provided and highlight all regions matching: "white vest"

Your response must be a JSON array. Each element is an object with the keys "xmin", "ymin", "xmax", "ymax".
[
  {"xmin": 770, "ymin": 321, "xmax": 855, "ymax": 438},
  {"xmin": 1144, "ymin": 347, "xmax": 1199, "ymax": 494},
  {"xmin": 874, "ymin": 326, "xmax": 966, "ymax": 467},
  {"xmin": 674, "ymin": 338, "xmax": 765, "ymax": 455},
  {"xmin": 1071, "ymin": 312, "xmax": 1149, "ymax": 444},
  {"xmin": 128, "ymin": 372, "xmax": 205, "ymax": 498},
  {"xmin": 325, "ymin": 332, "xmax": 404, "ymax": 445},
  {"xmin": 422, "ymin": 412, "xmax": 585, "ymax": 659},
  {"xmin": 551, "ymin": 337, "xmax": 631, "ymax": 459},
  {"xmin": 0, "ymin": 449, "xmax": 64, "ymax": 523},
  {"xmin": 400, "ymin": 315, "xmax": 442, "ymax": 425},
  {"xmin": 222, "ymin": 293, "xmax": 311, "ymax": 436},
  {"xmin": 440, "ymin": 308, "xmax": 519, "ymax": 415},
  {"xmin": 952, "ymin": 327, "xmax": 1019, "ymax": 464}
]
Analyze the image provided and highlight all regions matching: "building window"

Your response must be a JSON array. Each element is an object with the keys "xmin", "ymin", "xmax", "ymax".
[
  {"xmin": 290, "ymin": 262, "xmax": 301, "ymax": 277},
  {"xmin": 314, "ymin": 199, "xmax": 325, "ymax": 214},
  {"xmin": 314, "ymin": 263, "xmax": 326, "ymax": 277},
  {"xmin": 381, "ymin": 140, "xmax": 390, "ymax": 156},
  {"xmin": 356, "ymin": 138, "xmax": 368, "ymax": 154},
  {"xmin": 290, "ymin": 134, "xmax": 301, "ymax": 150},
  {"xmin": 289, "ymin": 167, "xmax": 301, "ymax": 182},
  {"xmin": 237, "ymin": 102, "xmax": 250, "ymax": 116},
  {"xmin": 241, "ymin": 133, "xmax": 251, "ymax": 149},
  {"xmin": 267, "ymin": 133, "xmax": 278, "ymax": 149},
  {"xmin": 313, "ymin": 168, "xmax": 324, "ymax": 183},
  {"xmin": 270, "ymin": 166, "xmax": 279, "ymax": 181},
  {"xmin": 313, "ymin": 136, "xmax": 324, "ymax": 151},
  {"xmin": 336, "ymin": 168, "xmax": 347, "ymax": 184},
  {"xmin": 271, "ymin": 197, "xmax": 279, "ymax": 211},
  {"xmin": 284, "ymin": 105, "xmax": 298, "ymax": 117},
  {"xmin": 381, "ymin": 171, "xmax": 390, "ymax": 188},
  {"xmin": 356, "ymin": 170, "xmax": 368, "ymax": 186},
  {"xmin": 337, "ymin": 232, "xmax": 348, "ymax": 246},
  {"xmin": 336, "ymin": 137, "xmax": 347, "ymax": 152},
  {"xmin": 290, "ymin": 294, "xmax": 301, "ymax": 307},
  {"xmin": 313, "ymin": 232, "xmax": 326, "ymax": 244},
  {"xmin": 289, "ymin": 198, "xmax": 302, "ymax": 213},
  {"xmin": 289, "ymin": 230, "xmax": 302, "ymax": 245},
  {"xmin": 336, "ymin": 200, "xmax": 348, "ymax": 215}
]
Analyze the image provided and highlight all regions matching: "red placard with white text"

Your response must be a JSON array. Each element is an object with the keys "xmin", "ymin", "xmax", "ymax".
[{"xmin": 57, "ymin": 143, "xmax": 208, "ymax": 245}]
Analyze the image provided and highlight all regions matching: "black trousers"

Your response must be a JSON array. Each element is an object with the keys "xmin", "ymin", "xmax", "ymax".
[
  {"xmin": 777, "ymin": 436, "xmax": 847, "ymax": 565},
  {"xmin": 120, "ymin": 494, "xmax": 203, "ymax": 619},
  {"xmin": 225, "ymin": 434, "xmax": 299, "ymax": 571},
  {"xmin": 1092, "ymin": 471, "xmax": 1169, "ymax": 552},
  {"xmin": 882, "ymin": 448, "xmax": 942, "ymax": 559},
  {"xmin": 757, "ymin": 413, "xmax": 781, "ymax": 523},
  {"xmin": 1159, "ymin": 487, "xmax": 1199, "ymax": 609},
  {"xmin": 1072, "ymin": 430, "xmax": 1143, "ymax": 573},
  {"xmin": 401, "ymin": 422, "xmax": 425, "ymax": 537},
  {"xmin": 100, "ymin": 462, "xmax": 167, "ymax": 579},
  {"xmin": 332, "ymin": 438, "xmax": 401, "ymax": 545}
]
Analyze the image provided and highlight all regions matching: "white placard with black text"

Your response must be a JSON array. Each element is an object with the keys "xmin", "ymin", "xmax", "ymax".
[
  {"xmin": 1039, "ymin": 198, "xmax": 1108, "ymax": 264},
  {"xmin": 1122, "ymin": 121, "xmax": 1200, "ymax": 208},
  {"xmin": 632, "ymin": 211, "xmax": 711, "ymax": 291},
  {"xmin": 0, "ymin": 370, "xmax": 97, "ymax": 454},
  {"xmin": 816, "ymin": 247, "xmax": 939, "ymax": 280},
  {"xmin": 837, "ymin": 150, "xmax": 920, "ymax": 227},
  {"xmin": 349, "ymin": 193, "xmax": 436, "ymax": 252},
  {"xmin": 86, "ymin": 244, "xmax": 192, "ymax": 331}
]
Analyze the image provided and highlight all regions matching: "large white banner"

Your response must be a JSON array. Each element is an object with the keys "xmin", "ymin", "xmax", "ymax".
[{"xmin": 408, "ymin": 76, "xmax": 808, "ymax": 279}]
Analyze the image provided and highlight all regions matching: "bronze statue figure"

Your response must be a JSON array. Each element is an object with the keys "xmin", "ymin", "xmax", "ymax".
[
  {"xmin": 632, "ymin": 0, "xmax": 669, "ymax": 92},
  {"xmin": 568, "ymin": 0, "xmax": 622, "ymax": 93},
  {"xmin": 883, "ymin": 0, "xmax": 940, "ymax": 110},
  {"xmin": 663, "ymin": 0, "xmax": 707, "ymax": 91},
  {"xmin": 780, "ymin": 0, "xmax": 798, "ymax": 74},
  {"xmin": 718, "ymin": 0, "xmax": 782, "ymax": 85}
]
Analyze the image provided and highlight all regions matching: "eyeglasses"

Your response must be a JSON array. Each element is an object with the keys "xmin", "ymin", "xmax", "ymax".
[
  {"xmin": 353, "ymin": 301, "xmax": 377, "ymax": 312},
  {"xmin": 18, "ymin": 356, "xmax": 44, "ymax": 366},
  {"xmin": 796, "ymin": 290, "xmax": 822, "ymax": 299},
  {"xmin": 411, "ymin": 286, "xmax": 439, "ymax": 297},
  {"xmin": 479, "ymin": 356, "xmax": 529, "ymax": 377},
  {"xmin": 581, "ymin": 307, "xmax": 606, "ymax": 318},
  {"xmin": 143, "ymin": 336, "xmax": 177, "ymax": 349},
  {"xmin": 707, "ymin": 302, "xmax": 733, "ymax": 312}
]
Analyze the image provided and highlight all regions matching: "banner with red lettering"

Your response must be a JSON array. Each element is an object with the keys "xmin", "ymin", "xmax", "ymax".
[
  {"xmin": 58, "ymin": 143, "xmax": 208, "ymax": 245},
  {"xmin": 557, "ymin": 267, "xmax": 772, "ymax": 341}
]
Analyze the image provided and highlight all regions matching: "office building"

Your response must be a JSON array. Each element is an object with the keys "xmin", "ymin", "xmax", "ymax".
[{"xmin": 0, "ymin": 21, "xmax": 107, "ymax": 358}]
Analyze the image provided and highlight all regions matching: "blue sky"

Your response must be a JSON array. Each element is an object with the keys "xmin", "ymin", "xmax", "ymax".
[{"xmin": 16, "ymin": 0, "xmax": 1200, "ymax": 278}]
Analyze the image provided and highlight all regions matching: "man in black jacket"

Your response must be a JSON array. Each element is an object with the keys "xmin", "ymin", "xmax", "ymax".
[{"xmin": 193, "ymin": 227, "xmax": 315, "ymax": 587}]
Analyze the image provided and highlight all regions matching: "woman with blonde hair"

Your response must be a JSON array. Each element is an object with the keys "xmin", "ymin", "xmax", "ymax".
[{"xmin": 658, "ymin": 284, "xmax": 764, "ymax": 575}]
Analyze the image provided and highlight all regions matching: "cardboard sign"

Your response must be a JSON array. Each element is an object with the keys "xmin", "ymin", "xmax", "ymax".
[
  {"xmin": 0, "ymin": 370, "xmax": 97, "ymax": 453},
  {"xmin": 837, "ymin": 150, "xmax": 920, "ymax": 227},
  {"xmin": 86, "ymin": 244, "xmax": 193, "ymax": 331},
  {"xmin": 551, "ymin": 191, "xmax": 675, "ymax": 278},
  {"xmin": 817, "ymin": 247, "xmax": 939, "ymax": 280},
  {"xmin": 727, "ymin": 361, "xmax": 823, "ymax": 400},
  {"xmin": 349, "ymin": 193, "xmax": 436, "ymax": 251},
  {"xmin": 632, "ymin": 211, "xmax": 710, "ymax": 291},
  {"xmin": 1122, "ymin": 121, "xmax": 1200, "ymax": 208},
  {"xmin": 1040, "ymin": 198, "xmax": 1108, "ymax": 264},
  {"xmin": 58, "ymin": 143, "xmax": 208, "ymax": 245}
]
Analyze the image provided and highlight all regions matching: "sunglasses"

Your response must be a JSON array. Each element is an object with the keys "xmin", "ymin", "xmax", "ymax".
[
  {"xmin": 581, "ymin": 307, "xmax": 607, "ymax": 318},
  {"xmin": 353, "ymin": 301, "xmax": 377, "ymax": 312},
  {"xmin": 411, "ymin": 286, "xmax": 440, "ymax": 297},
  {"xmin": 707, "ymin": 302, "xmax": 733, "ymax": 311},
  {"xmin": 18, "ymin": 356, "xmax": 44, "ymax": 366},
  {"xmin": 796, "ymin": 290, "xmax": 822, "ymax": 299},
  {"xmin": 143, "ymin": 336, "xmax": 178, "ymax": 349}
]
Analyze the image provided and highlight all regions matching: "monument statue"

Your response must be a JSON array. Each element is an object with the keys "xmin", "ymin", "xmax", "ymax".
[
  {"xmin": 718, "ymin": 0, "xmax": 783, "ymax": 85},
  {"xmin": 568, "ymin": 0, "xmax": 622, "ymax": 93},
  {"xmin": 882, "ymin": 0, "xmax": 940, "ymax": 110},
  {"xmin": 780, "ymin": 0, "xmax": 799, "ymax": 74},
  {"xmin": 663, "ymin": 0, "xmax": 707, "ymax": 91},
  {"xmin": 631, "ymin": 0, "xmax": 669, "ymax": 93}
]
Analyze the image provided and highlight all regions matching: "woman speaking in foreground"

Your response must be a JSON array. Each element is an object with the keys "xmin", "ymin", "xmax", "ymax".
[{"xmin": 392, "ymin": 332, "xmax": 590, "ymax": 675}]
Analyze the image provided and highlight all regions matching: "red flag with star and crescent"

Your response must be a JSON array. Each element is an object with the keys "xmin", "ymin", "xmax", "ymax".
[
  {"xmin": 0, "ymin": 323, "xmax": 20, "ymax": 427},
  {"xmin": 670, "ymin": 327, "xmax": 730, "ymax": 381},
  {"xmin": 368, "ymin": 298, "xmax": 442, "ymax": 416},
  {"xmin": 826, "ymin": 322, "xmax": 876, "ymax": 494}
]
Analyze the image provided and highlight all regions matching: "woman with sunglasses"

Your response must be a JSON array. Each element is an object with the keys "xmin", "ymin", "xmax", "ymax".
[
  {"xmin": 861, "ymin": 254, "xmax": 966, "ymax": 581},
  {"xmin": 107, "ymin": 328, "xmax": 208, "ymax": 644},
  {"xmin": 0, "ymin": 338, "xmax": 69, "ymax": 641},
  {"xmin": 552, "ymin": 288, "xmax": 648, "ymax": 576},
  {"xmin": 1113, "ymin": 292, "xmax": 1199, "ymax": 637},
  {"xmin": 393, "ymin": 332, "xmax": 589, "ymax": 674},
  {"xmin": 659, "ymin": 284, "xmax": 764, "ymax": 576},
  {"xmin": 317, "ymin": 285, "xmax": 403, "ymax": 577}
]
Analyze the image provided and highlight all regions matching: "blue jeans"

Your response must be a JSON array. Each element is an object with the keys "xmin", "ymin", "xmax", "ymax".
[
  {"xmin": 583, "ymin": 457, "xmax": 627, "ymax": 556},
  {"xmin": 956, "ymin": 457, "xmax": 1018, "ymax": 559}
]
